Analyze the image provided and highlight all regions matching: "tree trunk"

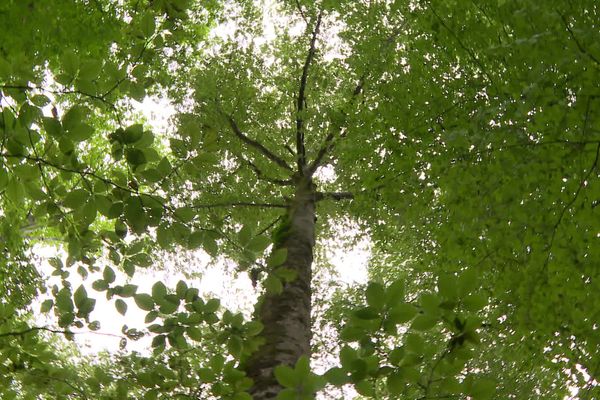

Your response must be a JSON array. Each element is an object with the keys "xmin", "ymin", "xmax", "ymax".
[{"xmin": 244, "ymin": 177, "xmax": 316, "ymax": 399}]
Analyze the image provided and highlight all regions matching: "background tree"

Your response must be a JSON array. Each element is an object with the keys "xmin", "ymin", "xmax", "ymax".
[{"xmin": 1, "ymin": 0, "xmax": 599, "ymax": 399}]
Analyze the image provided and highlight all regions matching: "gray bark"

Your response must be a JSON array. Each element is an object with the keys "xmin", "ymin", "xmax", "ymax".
[{"xmin": 244, "ymin": 177, "xmax": 316, "ymax": 399}]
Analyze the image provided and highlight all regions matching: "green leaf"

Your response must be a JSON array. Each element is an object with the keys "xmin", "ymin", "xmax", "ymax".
[
  {"xmin": 40, "ymin": 299, "xmax": 54, "ymax": 313},
  {"xmin": 67, "ymin": 122, "xmax": 94, "ymax": 142},
  {"xmin": 120, "ymin": 284, "xmax": 138, "ymax": 297},
  {"xmin": 355, "ymin": 380, "xmax": 375, "ymax": 397},
  {"xmin": 244, "ymin": 321, "xmax": 263, "ymax": 336},
  {"xmin": 92, "ymin": 279, "xmax": 109, "ymax": 291},
  {"xmin": 204, "ymin": 298, "xmax": 220, "ymax": 313},
  {"xmin": 366, "ymin": 282, "xmax": 386, "ymax": 310},
  {"xmin": 42, "ymin": 117, "xmax": 62, "ymax": 136},
  {"xmin": 267, "ymin": 248, "xmax": 288, "ymax": 268},
  {"xmin": 276, "ymin": 389, "xmax": 296, "ymax": 400},
  {"xmin": 151, "ymin": 281, "xmax": 167, "ymax": 300},
  {"xmin": 227, "ymin": 335, "xmax": 243, "ymax": 357},
  {"xmin": 187, "ymin": 326, "xmax": 203, "ymax": 341},
  {"xmin": 174, "ymin": 206, "xmax": 195, "ymax": 222},
  {"xmin": 411, "ymin": 314, "xmax": 438, "ymax": 331},
  {"xmin": 264, "ymin": 275, "xmax": 283, "ymax": 295},
  {"xmin": 325, "ymin": 367, "xmax": 348, "ymax": 386},
  {"xmin": 140, "ymin": 13, "xmax": 156, "ymax": 37},
  {"xmin": 274, "ymin": 267, "xmax": 297, "ymax": 282},
  {"xmin": 151, "ymin": 335, "xmax": 166, "ymax": 348},
  {"xmin": 56, "ymin": 288, "xmax": 74, "ymax": 313},
  {"xmin": 134, "ymin": 293, "xmax": 155, "ymax": 311},
  {"xmin": 176, "ymin": 280, "xmax": 188, "ymax": 299},
  {"xmin": 64, "ymin": 189, "xmax": 90, "ymax": 209},
  {"xmin": 115, "ymin": 299, "xmax": 127, "ymax": 315},
  {"xmin": 295, "ymin": 355, "xmax": 311, "ymax": 377},
  {"xmin": 385, "ymin": 279, "xmax": 405, "ymax": 306},
  {"xmin": 404, "ymin": 333, "xmax": 425, "ymax": 354},
  {"xmin": 31, "ymin": 94, "xmax": 51, "ymax": 107},
  {"xmin": 124, "ymin": 197, "xmax": 146, "ymax": 234},
  {"xmin": 123, "ymin": 124, "xmax": 144, "ymax": 144},
  {"xmin": 386, "ymin": 370, "xmax": 405, "ymax": 395},
  {"xmin": 238, "ymin": 225, "xmax": 253, "ymax": 245},
  {"xmin": 103, "ymin": 266, "xmax": 116, "ymax": 284},
  {"xmin": 438, "ymin": 273, "xmax": 458, "ymax": 300},
  {"xmin": 389, "ymin": 347, "xmax": 405, "ymax": 365},
  {"xmin": 74, "ymin": 285, "xmax": 88, "ymax": 309},
  {"xmin": 247, "ymin": 235, "xmax": 271, "ymax": 253},
  {"xmin": 274, "ymin": 365, "xmax": 297, "ymax": 388},
  {"xmin": 463, "ymin": 293, "xmax": 488, "ymax": 312},
  {"xmin": 125, "ymin": 148, "xmax": 147, "ymax": 166},
  {"xmin": 458, "ymin": 268, "xmax": 478, "ymax": 296},
  {"xmin": 388, "ymin": 303, "xmax": 417, "ymax": 324},
  {"xmin": 470, "ymin": 378, "xmax": 496, "ymax": 399},
  {"xmin": 353, "ymin": 306, "xmax": 380, "ymax": 320}
]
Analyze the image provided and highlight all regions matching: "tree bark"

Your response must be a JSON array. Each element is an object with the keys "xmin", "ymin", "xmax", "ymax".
[{"xmin": 244, "ymin": 177, "xmax": 316, "ymax": 399}]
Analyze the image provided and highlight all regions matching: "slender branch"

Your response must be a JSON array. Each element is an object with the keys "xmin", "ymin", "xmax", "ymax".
[
  {"xmin": 0, "ymin": 326, "xmax": 72, "ymax": 338},
  {"xmin": 294, "ymin": 0, "xmax": 309, "ymax": 24},
  {"xmin": 257, "ymin": 216, "xmax": 284, "ymax": 236},
  {"xmin": 296, "ymin": 10, "xmax": 323, "ymax": 174},
  {"xmin": 423, "ymin": 349, "xmax": 450, "ymax": 398},
  {"xmin": 307, "ymin": 75, "xmax": 365, "ymax": 176},
  {"xmin": 284, "ymin": 144, "xmax": 296, "ymax": 156},
  {"xmin": 315, "ymin": 191, "xmax": 354, "ymax": 202},
  {"xmin": 558, "ymin": 11, "xmax": 600, "ymax": 67},
  {"xmin": 226, "ymin": 115, "xmax": 293, "ymax": 172},
  {"xmin": 0, "ymin": 325, "xmax": 128, "ymax": 339},
  {"xmin": 429, "ymin": 6, "xmax": 496, "ymax": 88},
  {"xmin": 30, "ymin": 372, "xmax": 89, "ymax": 400},
  {"xmin": 543, "ymin": 142, "xmax": 600, "ymax": 273},
  {"xmin": 0, "ymin": 85, "xmax": 118, "ymax": 110},
  {"xmin": 192, "ymin": 201, "xmax": 288, "ymax": 209},
  {"xmin": 243, "ymin": 157, "xmax": 294, "ymax": 186},
  {"xmin": 0, "ymin": 152, "xmax": 138, "ymax": 197}
]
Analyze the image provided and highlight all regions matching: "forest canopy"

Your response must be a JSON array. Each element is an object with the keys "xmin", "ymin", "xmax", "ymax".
[{"xmin": 0, "ymin": 0, "xmax": 599, "ymax": 399}]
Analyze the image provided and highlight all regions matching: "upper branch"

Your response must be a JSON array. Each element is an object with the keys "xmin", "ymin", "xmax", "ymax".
[
  {"xmin": 307, "ymin": 75, "xmax": 365, "ymax": 176},
  {"xmin": 296, "ymin": 11, "xmax": 323, "ymax": 174},
  {"xmin": 243, "ymin": 157, "xmax": 294, "ymax": 186},
  {"xmin": 226, "ymin": 115, "xmax": 293, "ymax": 172}
]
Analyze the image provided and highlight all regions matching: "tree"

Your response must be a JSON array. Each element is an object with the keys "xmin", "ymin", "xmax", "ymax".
[{"xmin": 1, "ymin": 0, "xmax": 599, "ymax": 399}]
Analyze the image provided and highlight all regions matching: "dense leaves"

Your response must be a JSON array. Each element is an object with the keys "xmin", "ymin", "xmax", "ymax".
[{"xmin": 1, "ymin": 0, "xmax": 599, "ymax": 399}]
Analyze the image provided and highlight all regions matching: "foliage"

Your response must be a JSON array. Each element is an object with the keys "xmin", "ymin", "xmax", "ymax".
[{"xmin": 1, "ymin": 0, "xmax": 599, "ymax": 399}]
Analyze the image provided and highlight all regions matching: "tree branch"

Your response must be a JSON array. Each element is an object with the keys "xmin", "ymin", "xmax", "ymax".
[
  {"xmin": 192, "ymin": 201, "xmax": 288, "ymax": 209},
  {"xmin": 558, "ymin": 11, "xmax": 600, "ymax": 67},
  {"xmin": 296, "ymin": 11, "xmax": 323, "ymax": 174},
  {"xmin": 315, "ymin": 191, "xmax": 354, "ymax": 202},
  {"xmin": 243, "ymin": 157, "xmax": 294, "ymax": 186},
  {"xmin": 294, "ymin": 0, "xmax": 308, "ymax": 24},
  {"xmin": 543, "ymin": 142, "xmax": 600, "ymax": 273},
  {"xmin": 226, "ymin": 115, "xmax": 293, "ymax": 172},
  {"xmin": 429, "ymin": 6, "xmax": 496, "ymax": 88},
  {"xmin": 307, "ymin": 75, "xmax": 365, "ymax": 176},
  {"xmin": 0, "ymin": 326, "xmax": 73, "ymax": 339}
]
